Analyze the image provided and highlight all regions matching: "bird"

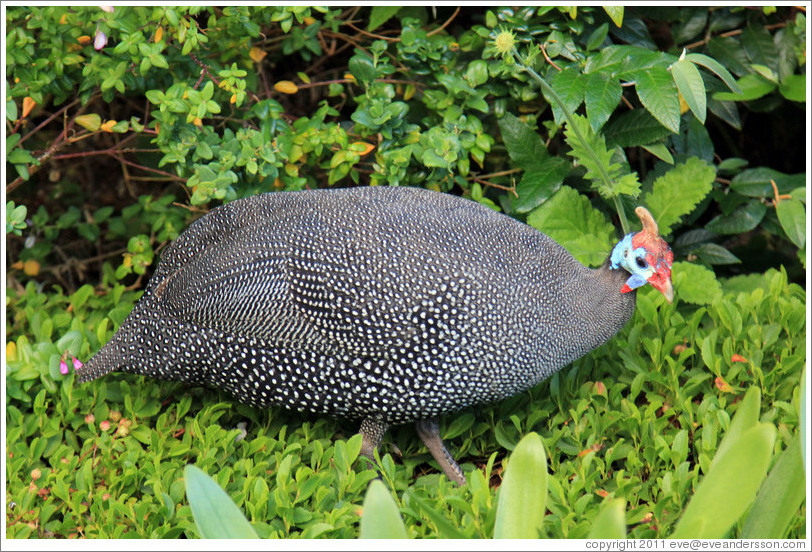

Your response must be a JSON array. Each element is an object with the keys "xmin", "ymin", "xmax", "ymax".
[{"xmin": 78, "ymin": 186, "xmax": 674, "ymax": 486}]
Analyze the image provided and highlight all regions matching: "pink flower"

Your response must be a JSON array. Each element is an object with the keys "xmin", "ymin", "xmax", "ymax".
[
  {"xmin": 99, "ymin": 6, "xmax": 115, "ymax": 13},
  {"xmin": 73, "ymin": 357, "xmax": 83, "ymax": 370},
  {"xmin": 94, "ymin": 30, "xmax": 108, "ymax": 51},
  {"xmin": 59, "ymin": 352, "xmax": 69, "ymax": 374}
]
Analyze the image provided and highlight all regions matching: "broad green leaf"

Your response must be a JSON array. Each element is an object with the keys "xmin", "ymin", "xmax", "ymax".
[
  {"xmin": 640, "ymin": 142, "xmax": 674, "ymax": 164},
  {"xmin": 670, "ymin": 261, "xmax": 721, "ymax": 305},
  {"xmin": 368, "ymin": 6, "xmax": 401, "ymax": 31},
  {"xmin": 348, "ymin": 54, "xmax": 376, "ymax": 85},
  {"xmin": 713, "ymin": 73, "xmax": 776, "ymax": 101},
  {"xmin": 494, "ymin": 432, "xmax": 548, "ymax": 539},
  {"xmin": 779, "ymin": 74, "xmax": 806, "ymax": 102},
  {"xmin": 604, "ymin": 109, "xmax": 672, "ymax": 148},
  {"xmin": 705, "ymin": 200, "xmax": 767, "ymax": 234},
  {"xmin": 713, "ymin": 387, "xmax": 762, "ymax": 467},
  {"xmin": 685, "ymin": 53, "xmax": 743, "ymax": 93},
  {"xmin": 707, "ymin": 36, "xmax": 749, "ymax": 77},
  {"xmin": 512, "ymin": 157, "xmax": 570, "ymax": 213},
  {"xmin": 634, "ymin": 66, "xmax": 681, "ymax": 133},
  {"xmin": 741, "ymin": 24, "xmax": 780, "ymax": 74},
  {"xmin": 549, "ymin": 67, "xmax": 587, "ymax": 124},
  {"xmin": 75, "ymin": 114, "xmax": 102, "ymax": 132},
  {"xmin": 693, "ymin": 243, "xmax": 741, "ymax": 265},
  {"xmin": 751, "ymin": 63, "xmax": 778, "ymax": 83},
  {"xmin": 741, "ymin": 434, "xmax": 805, "ymax": 538},
  {"xmin": 585, "ymin": 72, "xmax": 622, "ymax": 131},
  {"xmin": 498, "ymin": 112, "xmax": 549, "ymax": 169},
  {"xmin": 56, "ymin": 331, "xmax": 83, "ymax": 355},
  {"xmin": 587, "ymin": 499, "xmax": 627, "ymax": 538},
  {"xmin": 359, "ymin": 480, "xmax": 408, "ymax": 539},
  {"xmin": 730, "ymin": 167, "xmax": 804, "ymax": 197},
  {"xmin": 671, "ymin": 59, "xmax": 706, "ymax": 123},
  {"xmin": 643, "ymin": 157, "xmax": 715, "ymax": 235},
  {"xmin": 527, "ymin": 186, "xmax": 616, "ymax": 267},
  {"xmin": 707, "ymin": 94, "xmax": 742, "ymax": 130},
  {"xmin": 586, "ymin": 22, "xmax": 609, "ymax": 51},
  {"xmin": 184, "ymin": 464, "xmax": 259, "ymax": 539},
  {"xmin": 465, "ymin": 59, "xmax": 489, "ymax": 88},
  {"xmin": 775, "ymin": 198, "xmax": 806, "ymax": 248},
  {"xmin": 801, "ymin": 370, "xmax": 807, "ymax": 468},
  {"xmin": 671, "ymin": 388, "xmax": 776, "ymax": 539},
  {"xmin": 603, "ymin": 6, "xmax": 623, "ymax": 27}
]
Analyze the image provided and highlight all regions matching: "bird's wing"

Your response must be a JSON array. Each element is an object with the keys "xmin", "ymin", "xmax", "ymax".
[{"xmin": 150, "ymin": 218, "xmax": 477, "ymax": 358}]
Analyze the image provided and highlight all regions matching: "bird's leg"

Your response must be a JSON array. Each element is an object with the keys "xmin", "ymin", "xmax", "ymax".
[
  {"xmin": 415, "ymin": 418, "xmax": 466, "ymax": 486},
  {"xmin": 359, "ymin": 417, "xmax": 388, "ymax": 471}
]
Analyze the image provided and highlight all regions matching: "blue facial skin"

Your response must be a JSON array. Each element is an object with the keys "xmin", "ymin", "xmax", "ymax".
[{"xmin": 610, "ymin": 233, "xmax": 650, "ymax": 291}]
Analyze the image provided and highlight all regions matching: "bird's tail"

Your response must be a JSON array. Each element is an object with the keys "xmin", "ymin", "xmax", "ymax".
[{"xmin": 76, "ymin": 330, "xmax": 129, "ymax": 383}]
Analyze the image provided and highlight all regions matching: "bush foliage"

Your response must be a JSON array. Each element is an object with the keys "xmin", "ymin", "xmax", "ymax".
[{"xmin": 5, "ymin": 5, "xmax": 807, "ymax": 539}]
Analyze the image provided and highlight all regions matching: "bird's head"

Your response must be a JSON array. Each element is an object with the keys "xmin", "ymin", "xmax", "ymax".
[{"xmin": 610, "ymin": 206, "xmax": 674, "ymax": 303}]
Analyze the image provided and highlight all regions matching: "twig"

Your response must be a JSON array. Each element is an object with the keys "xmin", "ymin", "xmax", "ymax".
[
  {"xmin": 471, "ymin": 176, "xmax": 518, "ymax": 197},
  {"xmin": 17, "ymin": 98, "xmax": 83, "ymax": 148},
  {"xmin": 684, "ymin": 21, "xmax": 787, "ymax": 50},
  {"xmin": 540, "ymin": 44, "xmax": 561, "ymax": 71},
  {"xmin": 427, "ymin": 7, "xmax": 461, "ymax": 37}
]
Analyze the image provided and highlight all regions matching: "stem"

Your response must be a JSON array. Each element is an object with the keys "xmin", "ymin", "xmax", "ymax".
[{"xmin": 511, "ymin": 47, "xmax": 631, "ymax": 235}]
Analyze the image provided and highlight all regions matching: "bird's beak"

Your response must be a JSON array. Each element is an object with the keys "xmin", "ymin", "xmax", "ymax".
[{"xmin": 648, "ymin": 269, "xmax": 674, "ymax": 303}]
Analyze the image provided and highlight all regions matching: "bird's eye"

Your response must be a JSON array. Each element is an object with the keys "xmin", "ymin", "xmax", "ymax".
[{"xmin": 635, "ymin": 257, "xmax": 648, "ymax": 269}]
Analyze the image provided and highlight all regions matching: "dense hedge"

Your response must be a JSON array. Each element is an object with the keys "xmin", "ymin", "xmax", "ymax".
[{"xmin": 5, "ymin": 5, "xmax": 807, "ymax": 539}]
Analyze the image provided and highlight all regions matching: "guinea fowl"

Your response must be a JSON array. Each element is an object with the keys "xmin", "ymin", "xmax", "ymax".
[{"xmin": 78, "ymin": 186, "xmax": 674, "ymax": 485}]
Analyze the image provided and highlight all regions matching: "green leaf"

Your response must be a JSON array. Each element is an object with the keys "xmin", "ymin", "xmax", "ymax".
[
  {"xmin": 705, "ymin": 200, "xmax": 767, "ymax": 234},
  {"xmin": 741, "ymin": 25, "xmax": 780, "ymax": 74},
  {"xmin": 775, "ymin": 198, "xmax": 806, "ymax": 248},
  {"xmin": 640, "ymin": 142, "xmax": 673, "ymax": 164},
  {"xmin": 494, "ymin": 432, "xmax": 548, "ymax": 539},
  {"xmin": 730, "ymin": 167, "xmax": 804, "ymax": 197},
  {"xmin": 498, "ymin": 112, "xmax": 549, "ymax": 169},
  {"xmin": 643, "ymin": 157, "xmax": 716, "ymax": 235},
  {"xmin": 184, "ymin": 464, "xmax": 259, "ymax": 539},
  {"xmin": 368, "ymin": 6, "xmax": 401, "ymax": 31},
  {"xmin": 408, "ymin": 493, "xmax": 468, "ymax": 539},
  {"xmin": 751, "ymin": 64, "xmax": 778, "ymax": 83},
  {"xmin": 779, "ymin": 74, "xmax": 806, "ymax": 102},
  {"xmin": 527, "ymin": 186, "xmax": 616, "ymax": 267},
  {"xmin": 671, "ymin": 388, "xmax": 776, "ymax": 539},
  {"xmin": 587, "ymin": 499, "xmax": 626, "ymax": 538},
  {"xmin": 634, "ymin": 66, "xmax": 681, "ymax": 133},
  {"xmin": 7, "ymin": 99, "xmax": 18, "ymax": 121},
  {"xmin": 359, "ymin": 480, "xmax": 408, "ymax": 539},
  {"xmin": 604, "ymin": 109, "xmax": 672, "ymax": 148},
  {"xmin": 603, "ymin": 6, "xmax": 624, "ymax": 27},
  {"xmin": 741, "ymin": 434, "xmax": 805, "ymax": 538},
  {"xmin": 348, "ymin": 54, "xmax": 376, "ymax": 85},
  {"xmin": 801, "ymin": 370, "xmax": 807, "ymax": 468},
  {"xmin": 465, "ymin": 60, "xmax": 489, "ymax": 88},
  {"xmin": 693, "ymin": 243, "xmax": 741, "ymax": 265},
  {"xmin": 685, "ymin": 53, "xmax": 743, "ymax": 94},
  {"xmin": 585, "ymin": 23, "xmax": 609, "ymax": 51},
  {"xmin": 512, "ymin": 157, "xmax": 570, "ymax": 214},
  {"xmin": 549, "ymin": 67, "xmax": 587, "ymax": 125},
  {"xmin": 563, "ymin": 113, "xmax": 639, "ymax": 198},
  {"xmin": 585, "ymin": 72, "xmax": 622, "ymax": 131},
  {"xmin": 713, "ymin": 73, "xmax": 776, "ymax": 101},
  {"xmin": 671, "ymin": 261, "xmax": 721, "ymax": 305},
  {"xmin": 671, "ymin": 59, "xmax": 706, "ymax": 123}
]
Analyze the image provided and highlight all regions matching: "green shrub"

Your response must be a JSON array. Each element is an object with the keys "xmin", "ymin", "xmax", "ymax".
[{"xmin": 5, "ymin": 5, "xmax": 806, "ymax": 539}]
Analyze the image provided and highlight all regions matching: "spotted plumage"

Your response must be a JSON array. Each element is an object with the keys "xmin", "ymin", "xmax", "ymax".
[{"xmin": 79, "ymin": 186, "xmax": 673, "ymax": 485}]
